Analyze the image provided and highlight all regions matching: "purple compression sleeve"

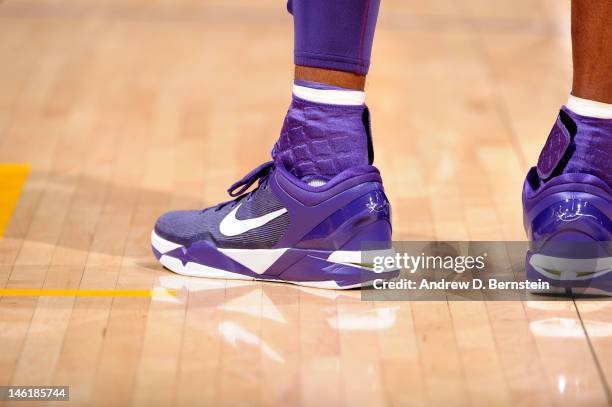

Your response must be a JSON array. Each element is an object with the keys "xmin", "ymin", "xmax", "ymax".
[{"xmin": 287, "ymin": 0, "xmax": 381, "ymax": 75}]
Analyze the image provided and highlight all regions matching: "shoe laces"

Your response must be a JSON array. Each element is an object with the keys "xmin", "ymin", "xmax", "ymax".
[{"xmin": 208, "ymin": 161, "xmax": 275, "ymax": 212}]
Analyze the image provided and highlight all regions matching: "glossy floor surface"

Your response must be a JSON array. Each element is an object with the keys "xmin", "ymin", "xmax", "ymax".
[{"xmin": 1, "ymin": 0, "xmax": 611, "ymax": 405}]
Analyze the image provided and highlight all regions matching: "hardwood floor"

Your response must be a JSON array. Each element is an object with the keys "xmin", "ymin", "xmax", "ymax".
[{"xmin": 0, "ymin": 0, "xmax": 610, "ymax": 405}]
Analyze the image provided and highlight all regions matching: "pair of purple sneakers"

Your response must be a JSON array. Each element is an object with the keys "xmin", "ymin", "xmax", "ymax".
[{"xmin": 152, "ymin": 105, "xmax": 611, "ymax": 291}]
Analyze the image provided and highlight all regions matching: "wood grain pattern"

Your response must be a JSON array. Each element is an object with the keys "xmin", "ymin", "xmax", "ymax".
[{"xmin": 0, "ymin": 0, "xmax": 609, "ymax": 405}]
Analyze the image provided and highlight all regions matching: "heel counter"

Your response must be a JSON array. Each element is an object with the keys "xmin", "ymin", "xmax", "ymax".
[
  {"xmin": 529, "ymin": 195, "xmax": 611, "ymax": 243},
  {"xmin": 297, "ymin": 188, "xmax": 391, "ymax": 250},
  {"xmin": 340, "ymin": 220, "xmax": 392, "ymax": 250}
]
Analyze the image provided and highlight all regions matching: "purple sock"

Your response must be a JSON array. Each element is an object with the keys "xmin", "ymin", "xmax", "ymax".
[
  {"xmin": 537, "ymin": 106, "xmax": 612, "ymax": 186},
  {"xmin": 272, "ymin": 81, "xmax": 372, "ymax": 183},
  {"xmin": 287, "ymin": 0, "xmax": 380, "ymax": 75}
]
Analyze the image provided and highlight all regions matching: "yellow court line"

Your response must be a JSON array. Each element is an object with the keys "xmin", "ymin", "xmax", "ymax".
[
  {"xmin": 0, "ymin": 288, "xmax": 177, "ymax": 298},
  {"xmin": 0, "ymin": 163, "xmax": 30, "ymax": 237}
]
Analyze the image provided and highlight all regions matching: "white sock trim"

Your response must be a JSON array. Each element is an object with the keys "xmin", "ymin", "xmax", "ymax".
[
  {"xmin": 292, "ymin": 84, "xmax": 365, "ymax": 106},
  {"xmin": 566, "ymin": 95, "xmax": 612, "ymax": 119}
]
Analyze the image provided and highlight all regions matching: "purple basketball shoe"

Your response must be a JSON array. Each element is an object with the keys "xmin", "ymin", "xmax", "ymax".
[
  {"xmin": 523, "ymin": 107, "xmax": 612, "ymax": 294},
  {"xmin": 151, "ymin": 161, "xmax": 396, "ymax": 289}
]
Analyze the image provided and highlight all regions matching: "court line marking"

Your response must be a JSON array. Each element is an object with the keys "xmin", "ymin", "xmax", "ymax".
[
  {"xmin": 0, "ymin": 163, "xmax": 30, "ymax": 238},
  {"xmin": 0, "ymin": 288, "xmax": 176, "ymax": 298}
]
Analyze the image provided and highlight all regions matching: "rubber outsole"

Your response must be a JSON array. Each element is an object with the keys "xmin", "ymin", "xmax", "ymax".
[
  {"xmin": 526, "ymin": 251, "xmax": 612, "ymax": 295},
  {"xmin": 151, "ymin": 231, "xmax": 385, "ymax": 290}
]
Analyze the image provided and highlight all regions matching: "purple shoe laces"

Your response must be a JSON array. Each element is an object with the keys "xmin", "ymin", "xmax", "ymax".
[{"xmin": 210, "ymin": 161, "xmax": 275, "ymax": 212}]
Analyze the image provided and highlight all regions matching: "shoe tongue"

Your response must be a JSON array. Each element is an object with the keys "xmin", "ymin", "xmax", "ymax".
[{"xmin": 536, "ymin": 110, "xmax": 574, "ymax": 180}]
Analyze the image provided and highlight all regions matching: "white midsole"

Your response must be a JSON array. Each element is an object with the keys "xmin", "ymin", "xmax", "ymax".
[
  {"xmin": 150, "ymin": 230, "xmax": 373, "ymax": 290},
  {"xmin": 529, "ymin": 253, "xmax": 612, "ymax": 280},
  {"xmin": 151, "ymin": 230, "xmax": 182, "ymax": 254}
]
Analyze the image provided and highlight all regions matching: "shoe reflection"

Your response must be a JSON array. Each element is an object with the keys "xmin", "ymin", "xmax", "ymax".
[
  {"xmin": 219, "ymin": 321, "xmax": 285, "ymax": 363},
  {"xmin": 152, "ymin": 275, "xmax": 401, "ymax": 363},
  {"xmin": 530, "ymin": 317, "xmax": 612, "ymax": 338}
]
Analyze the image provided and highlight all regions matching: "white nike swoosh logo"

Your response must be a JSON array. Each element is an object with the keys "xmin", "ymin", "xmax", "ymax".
[{"xmin": 219, "ymin": 204, "xmax": 287, "ymax": 237}]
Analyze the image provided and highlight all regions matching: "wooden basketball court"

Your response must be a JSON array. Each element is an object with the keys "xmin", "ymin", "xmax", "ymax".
[{"xmin": 1, "ymin": 0, "xmax": 611, "ymax": 405}]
